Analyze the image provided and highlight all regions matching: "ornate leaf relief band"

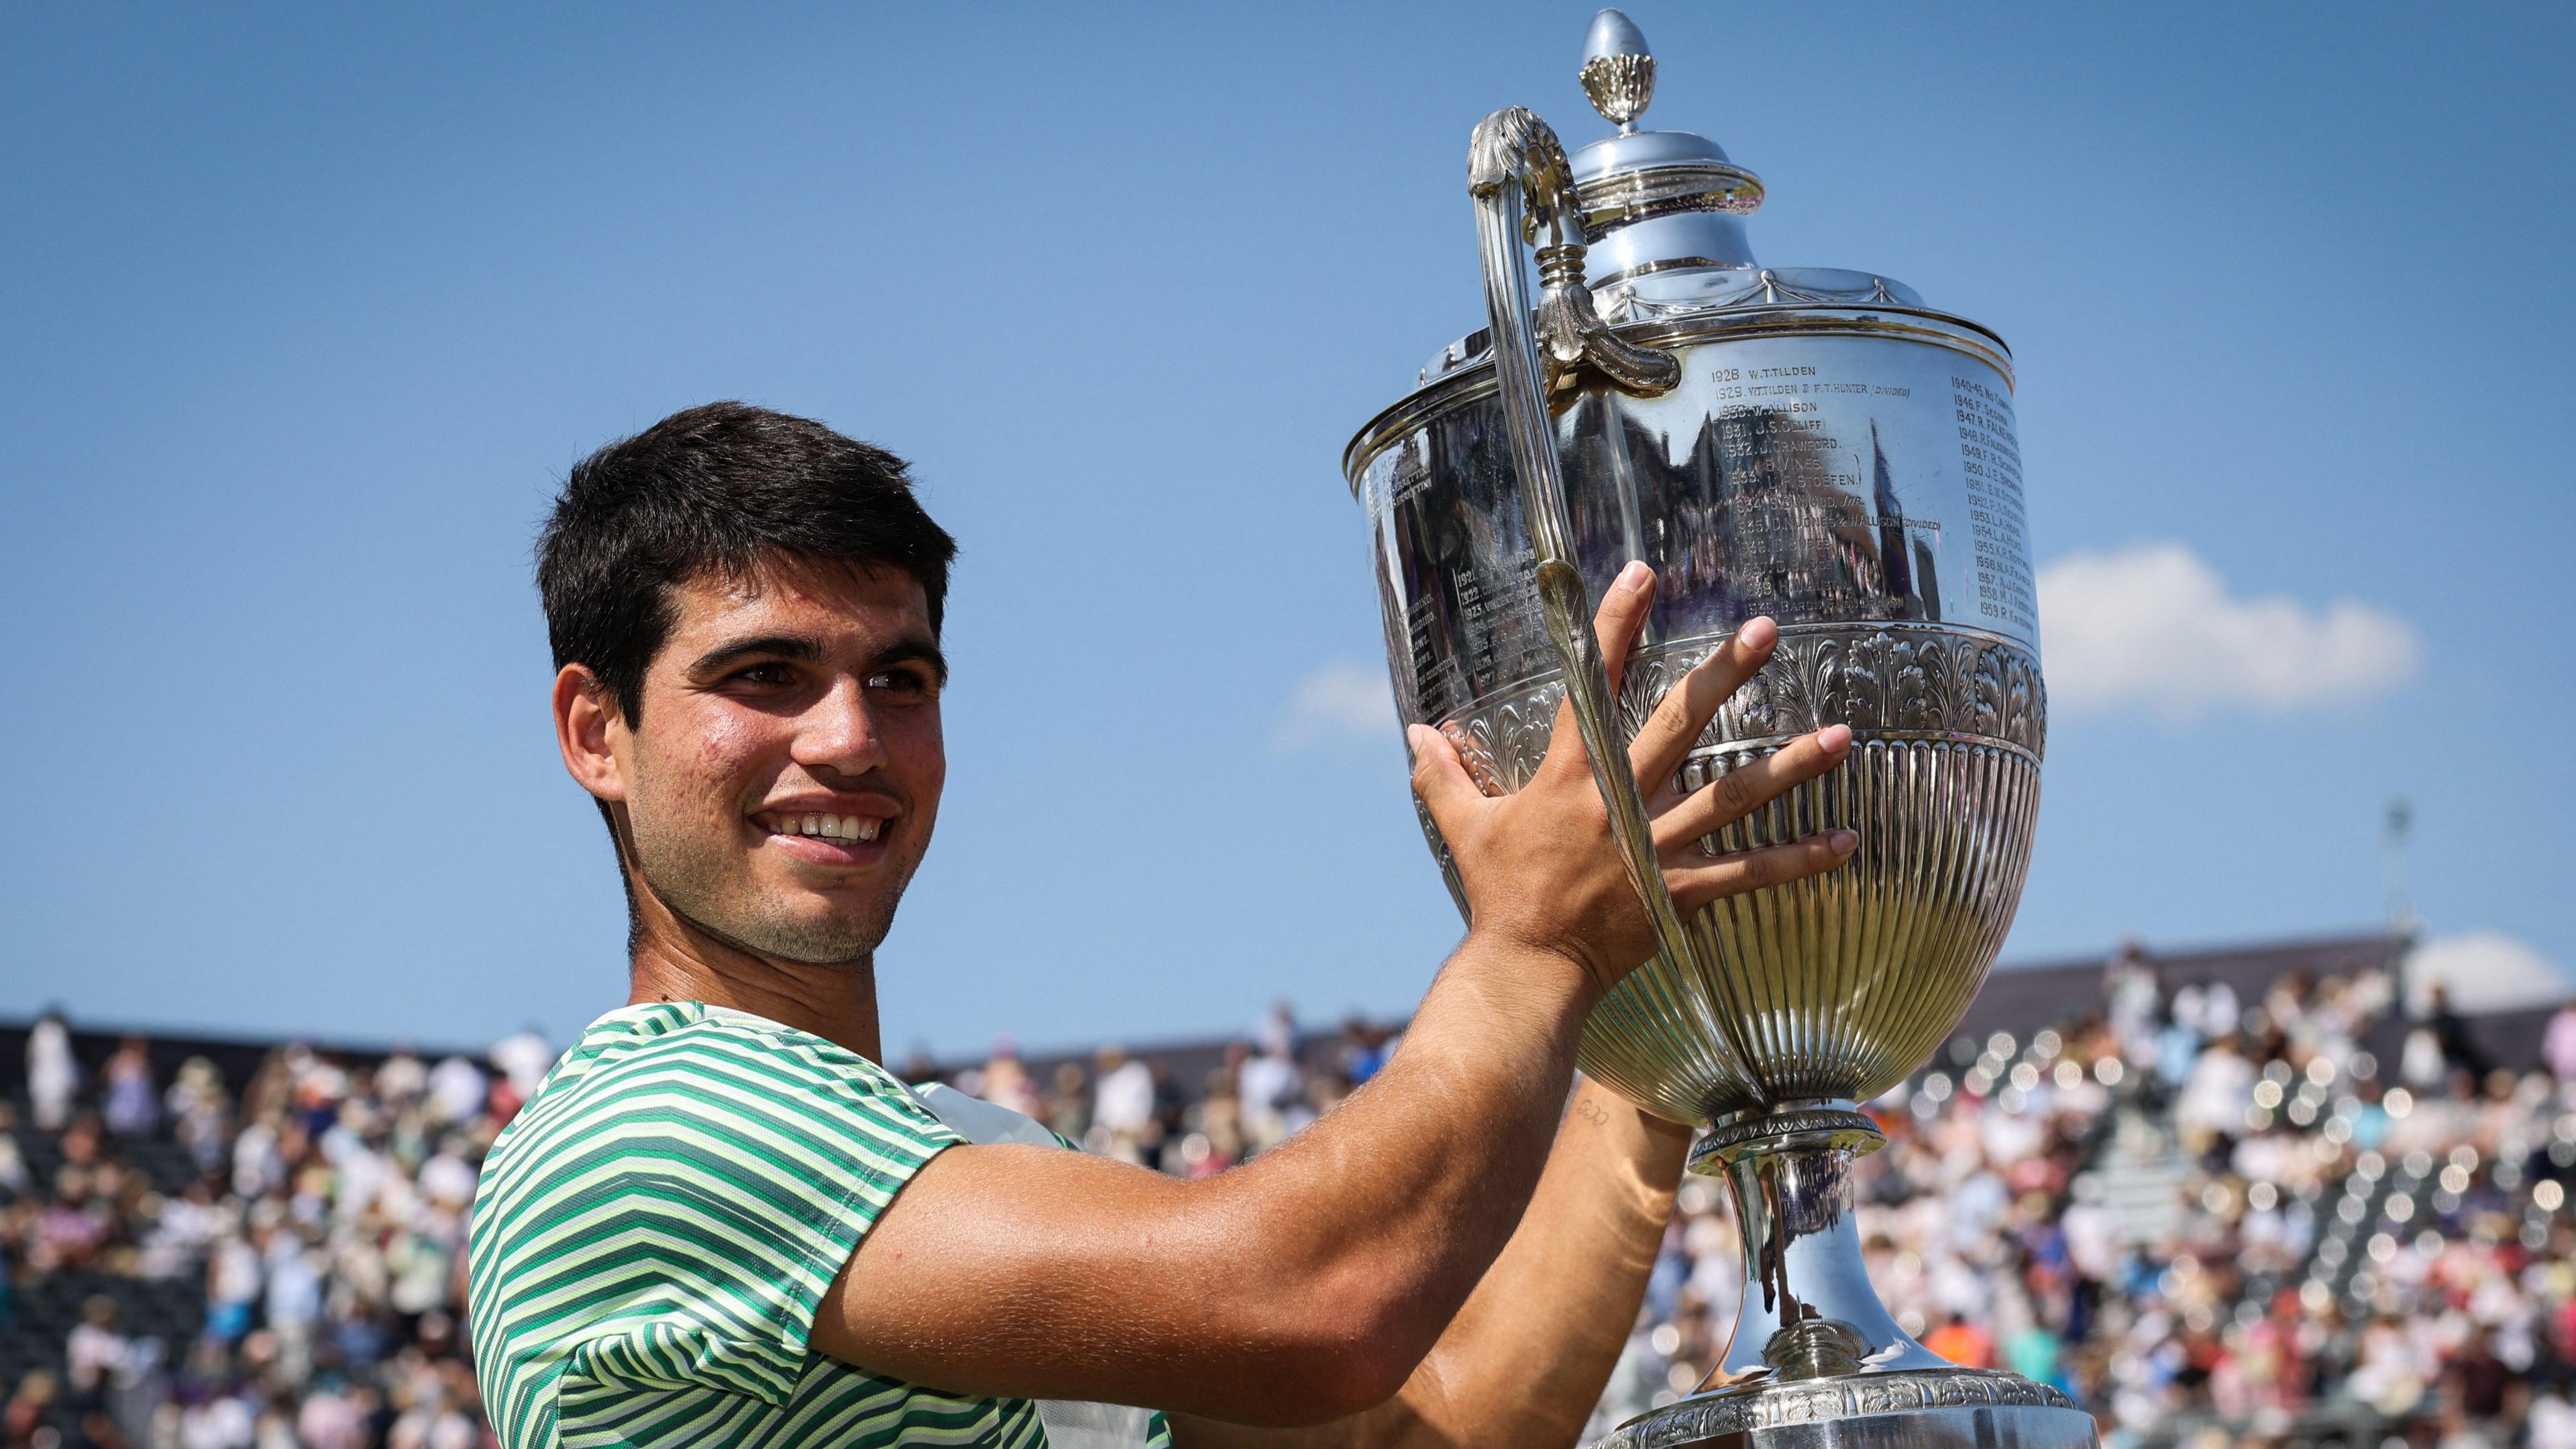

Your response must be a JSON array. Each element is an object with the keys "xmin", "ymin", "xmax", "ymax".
[
  {"xmin": 1689, "ymin": 1107, "xmax": 1881, "ymax": 1165},
  {"xmin": 1438, "ymin": 625, "xmax": 2045, "ymax": 798},
  {"xmin": 1597, "ymin": 1369, "xmax": 2084, "ymax": 1449}
]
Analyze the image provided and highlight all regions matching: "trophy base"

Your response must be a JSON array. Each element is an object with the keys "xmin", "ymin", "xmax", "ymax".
[{"xmin": 1597, "ymin": 1368, "xmax": 2094, "ymax": 1449}]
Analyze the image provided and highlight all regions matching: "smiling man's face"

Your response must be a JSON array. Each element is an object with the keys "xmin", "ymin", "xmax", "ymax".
[{"xmin": 600, "ymin": 554, "xmax": 946, "ymax": 965}]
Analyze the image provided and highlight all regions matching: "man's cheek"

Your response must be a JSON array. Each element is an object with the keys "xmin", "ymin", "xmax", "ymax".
[
  {"xmin": 682, "ymin": 717, "xmax": 777, "ymax": 810},
  {"xmin": 691, "ymin": 711, "xmax": 763, "ymax": 772},
  {"xmin": 901, "ymin": 713, "xmax": 947, "ymax": 794}
]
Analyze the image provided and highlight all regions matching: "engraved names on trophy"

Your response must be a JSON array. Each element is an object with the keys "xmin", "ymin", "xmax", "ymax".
[
  {"xmin": 1679, "ymin": 350, "xmax": 2037, "ymax": 641},
  {"xmin": 1381, "ymin": 424, "xmax": 1549, "ymax": 726},
  {"xmin": 1705, "ymin": 358, "xmax": 1949, "ymax": 632},
  {"xmin": 1362, "ymin": 333, "xmax": 2037, "ymax": 737},
  {"xmin": 1951, "ymin": 372, "xmax": 2037, "ymax": 635}
]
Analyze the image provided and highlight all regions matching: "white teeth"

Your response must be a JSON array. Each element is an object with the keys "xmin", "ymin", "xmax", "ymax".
[{"xmin": 770, "ymin": 812, "xmax": 883, "ymax": 843}]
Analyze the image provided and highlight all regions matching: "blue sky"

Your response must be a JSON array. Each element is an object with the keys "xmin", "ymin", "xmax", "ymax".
[{"xmin": 3, "ymin": 2, "xmax": 2569, "ymax": 1058}]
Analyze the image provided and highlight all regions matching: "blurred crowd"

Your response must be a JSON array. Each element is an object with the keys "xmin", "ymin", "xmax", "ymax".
[
  {"xmin": 3, "ymin": 964, "xmax": 2572, "ymax": 1449},
  {"xmin": 916, "ymin": 1005, "xmax": 1398, "ymax": 1175},
  {"xmin": 1584, "ymin": 956, "xmax": 2576, "ymax": 1449},
  {"xmin": 1, "ymin": 1022, "xmax": 550, "ymax": 1449}
]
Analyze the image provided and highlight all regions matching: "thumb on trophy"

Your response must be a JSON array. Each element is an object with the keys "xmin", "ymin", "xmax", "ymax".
[{"xmin": 1407, "ymin": 724, "xmax": 1489, "ymax": 828}]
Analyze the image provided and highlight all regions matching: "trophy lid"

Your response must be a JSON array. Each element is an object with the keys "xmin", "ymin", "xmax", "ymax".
[
  {"xmin": 1407, "ymin": 9, "xmax": 1947, "ymax": 389},
  {"xmin": 1566, "ymin": 9, "xmax": 1763, "ymax": 286}
]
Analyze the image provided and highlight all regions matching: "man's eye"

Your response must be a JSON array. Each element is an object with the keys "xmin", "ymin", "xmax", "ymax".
[
  {"xmin": 730, "ymin": 663, "xmax": 796, "ymax": 688},
  {"xmin": 867, "ymin": 669, "xmax": 933, "ymax": 700}
]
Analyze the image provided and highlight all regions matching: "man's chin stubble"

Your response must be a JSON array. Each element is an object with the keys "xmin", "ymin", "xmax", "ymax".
[
  {"xmin": 640, "ymin": 866, "xmax": 894, "ymax": 969},
  {"xmin": 745, "ymin": 916, "xmax": 888, "ymax": 967}
]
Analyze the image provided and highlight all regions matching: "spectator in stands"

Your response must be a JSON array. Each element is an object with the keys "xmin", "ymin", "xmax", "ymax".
[
  {"xmin": 374, "ymin": 1049, "xmax": 427, "ymax": 1107},
  {"xmin": 971, "ymin": 1036, "xmax": 1045, "ymax": 1120},
  {"xmin": 1234, "ymin": 1034, "xmax": 1302, "ymax": 1155},
  {"xmin": 101, "ymin": 1038, "xmax": 157, "ymax": 1139},
  {"xmin": 423, "ymin": 1056, "xmax": 482, "ymax": 1127},
  {"xmin": 1089, "ymin": 1044, "xmax": 1155, "ymax": 1162},
  {"xmin": 2423, "ymin": 984, "xmax": 2495, "ymax": 1083},
  {"xmin": 1182, "ymin": 1068, "xmax": 1244, "ymax": 1177},
  {"xmin": 4, "ymin": 1370, "xmax": 60, "ymax": 1448},
  {"xmin": 1923, "ymin": 1310, "xmax": 1996, "ymax": 1370},
  {"xmin": 62, "ymin": 1296, "xmax": 125, "ymax": 1402},
  {"xmin": 0, "ymin": 1106, "xmax": 26, "ymax": 1201},
  {"xmin": 2103, "ymin": 943, "xmax": 2159, "ymax": 1063},
  {"xmin": 484, "ymin": 1031, "xmax": 553, "ymax": 1108},
  {"xmin": 164, "ymin": 1058, "xmax": 231, "ymax": 1175},
  {"xmin": 293, "ymin": 1376, "xmax": 374, "ymax": 1449},
  {"xmin": 1338, "ymin": 1019, "xmax": 1395, "ymax": 1085},
  {"xmin": 1044, "ymin": 1061, "xmax": 1091, "ymax": 1144},
  {"xmin": 25, "ymin": 1014, "xmax": 76, "ymax": 1133}
]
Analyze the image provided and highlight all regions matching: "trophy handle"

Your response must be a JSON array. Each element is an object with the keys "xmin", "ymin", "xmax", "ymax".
[
  {"xmin": 1468, "ymin": 108, "xmax": 1682, "ymax": 400},
  {"xmin": 1463, "ymin": 107, "xmax": 1705, "ymax": 989}
]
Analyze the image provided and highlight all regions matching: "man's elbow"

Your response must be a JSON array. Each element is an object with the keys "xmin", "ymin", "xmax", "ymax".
[
  {"xmin": 1269, "ymin": 1342, "xmax": 1415, "ymax": 1424},
  {"xmin": 1252, "ymin": 1271, "xmax": 1442, "ymax": 1422}
]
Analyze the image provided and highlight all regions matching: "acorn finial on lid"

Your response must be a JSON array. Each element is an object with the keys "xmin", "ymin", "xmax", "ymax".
[{"xmin": 1580, "ymin": 9, "xmax": 1654, "ymax": 133}]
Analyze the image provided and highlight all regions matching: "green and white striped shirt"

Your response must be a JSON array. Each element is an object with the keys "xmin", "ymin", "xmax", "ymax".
[{"xmin": 468, "ymin": 1001, "xmax": 1173, "ymax": 1449}]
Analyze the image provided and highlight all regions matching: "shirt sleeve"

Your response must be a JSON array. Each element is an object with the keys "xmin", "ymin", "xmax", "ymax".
[{"xmin": 553, "ymin": 1022, "xmax": 962, "ymax": 1406}]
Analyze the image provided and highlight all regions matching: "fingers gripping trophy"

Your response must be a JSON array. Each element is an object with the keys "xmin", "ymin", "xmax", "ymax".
[{"xmin": 1343, "ymin": 12, "xmax": 2095, "ymax": 1449}]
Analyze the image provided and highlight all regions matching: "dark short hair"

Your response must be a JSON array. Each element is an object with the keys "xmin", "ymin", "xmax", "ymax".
[{"xmin": 537, "ymin": 401, "xmax": 957, "ymax": 724}]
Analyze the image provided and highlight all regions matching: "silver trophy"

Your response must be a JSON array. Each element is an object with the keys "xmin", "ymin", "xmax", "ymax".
[{"xmin": 1342, "ymin": 13, "xmax": 2094, "ymax": 1449}]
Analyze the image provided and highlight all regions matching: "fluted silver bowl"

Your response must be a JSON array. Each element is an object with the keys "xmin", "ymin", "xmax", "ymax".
[{"xmin": 1346, "ymin": 274, "xmax": 2046, "ymax": 1126}]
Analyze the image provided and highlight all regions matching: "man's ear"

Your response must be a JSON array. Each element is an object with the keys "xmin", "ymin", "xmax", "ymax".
[{"xmin": 553, "ymin": 664, "xmax": 629, "ymax": 804}]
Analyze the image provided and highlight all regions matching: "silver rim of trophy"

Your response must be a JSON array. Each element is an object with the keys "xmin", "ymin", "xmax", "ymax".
[{"xmin": 1342, "ymin": 12, "xmax": 2096, "ymax": 1449}]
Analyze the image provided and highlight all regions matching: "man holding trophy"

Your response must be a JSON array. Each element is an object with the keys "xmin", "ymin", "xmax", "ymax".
[
  {"xmin": 468, "ymin": 394, "xmax": 1854, "ymax": 1449},
  {"xmin": 470, "ymin": 11, "xmax": 2086, "ymax": 1449}
]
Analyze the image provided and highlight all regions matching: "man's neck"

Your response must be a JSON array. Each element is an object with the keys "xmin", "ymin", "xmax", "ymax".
[{"xmin": 623, "ymin": 892, "xmax": 885, "ymax": 1063}]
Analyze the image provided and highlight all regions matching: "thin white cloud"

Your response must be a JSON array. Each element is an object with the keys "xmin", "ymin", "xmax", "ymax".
[
  {"xmin": 1271, "ymin": 660, "xmax": 1395, "ymax": 755},
  {"xmin": 2405, "ymin": 931, "xmax": 2574, "ymax": 1015},
  {"xmin": 2035, "ymin": 543, "xmax": 2419, "ymax": 722}
]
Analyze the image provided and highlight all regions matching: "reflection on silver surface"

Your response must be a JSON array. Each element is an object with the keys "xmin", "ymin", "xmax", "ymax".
[
  {"xmin": 1354, "ymin": 331, "xmax": 2036, "ymax": 723},
  {"xmin": 1342, "ymin": 11, "xmax": 2086, "ymax": 1449},
  {"xmin": 1690, "ymin": 1105, "xmax": 1949, "ymax": 1385}
]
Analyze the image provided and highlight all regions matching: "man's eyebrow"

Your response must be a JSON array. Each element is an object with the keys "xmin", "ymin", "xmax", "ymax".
[
  {"xmin": 688, "ymin": 634, "xmax": 824, "ymax": 676},
  {"xmin": 871, "ymin": 637, "xmax": 950, "ymax": 686}
]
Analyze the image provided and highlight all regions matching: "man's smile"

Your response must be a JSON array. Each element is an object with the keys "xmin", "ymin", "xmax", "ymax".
[{"xmin": 753, "ymin": 797, "xmax": 900, "ymax": 867}]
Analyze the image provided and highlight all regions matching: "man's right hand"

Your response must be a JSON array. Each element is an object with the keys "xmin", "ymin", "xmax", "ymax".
[{"xmin": 1409, "ymin": 559, "xmax": 1858, "ymax": 998}]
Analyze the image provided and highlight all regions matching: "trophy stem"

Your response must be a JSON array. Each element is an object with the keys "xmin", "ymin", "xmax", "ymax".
[
  {"xmin": 1690, "ymin": 1102, "xmax": 1949, "ymax": 1387},
  {"xmin": 1597, "ymin": 1104, "xmax": 2094, "ymax": 1449}
]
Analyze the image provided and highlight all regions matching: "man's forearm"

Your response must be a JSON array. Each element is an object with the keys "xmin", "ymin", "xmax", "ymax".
[
  {"xmin": 1392, "ymin": 1075, "xmax": 1690, "ymax": 1448},
  {"xmin": 1222, "ymin": 930, "xmax": 1607, "ymax": 1377},
  {"xmin": 1171, "ymin": 1075, "xmax": 1690, "ymax": 1449}
]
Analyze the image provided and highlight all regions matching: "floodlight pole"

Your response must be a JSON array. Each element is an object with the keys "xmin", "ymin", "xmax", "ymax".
[{"xmin": 2383, "ymin": 794, "xmax": 2417, "ymax": 1014}]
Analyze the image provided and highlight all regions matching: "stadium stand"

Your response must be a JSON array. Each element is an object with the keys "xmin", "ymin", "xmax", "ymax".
[{"xmin": 3, "ymin": 932, "xmax": 2571, "ymax": 1449}]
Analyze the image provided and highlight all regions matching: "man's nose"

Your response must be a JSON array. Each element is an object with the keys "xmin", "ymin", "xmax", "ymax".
[{"xmin": 796, "ymin": 676, "xmax": 886, "ymax": 778}]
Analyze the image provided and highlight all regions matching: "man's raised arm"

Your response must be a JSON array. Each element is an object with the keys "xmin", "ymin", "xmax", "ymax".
[{"xmin": 812, "ymin": 565, "xmax": 1856, "ymax": 1426}]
